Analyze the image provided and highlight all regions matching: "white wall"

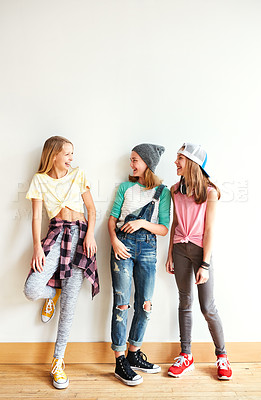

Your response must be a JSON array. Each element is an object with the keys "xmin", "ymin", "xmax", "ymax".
[{"xmin": 1, "ymin": 0, "xmax": 260, "ymax": 344}]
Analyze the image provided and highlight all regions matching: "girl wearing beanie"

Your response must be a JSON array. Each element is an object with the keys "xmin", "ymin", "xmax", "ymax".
[
  {"xmin": 108, "ymin": 143, "xmax": 171, "ymax": 386},
  {"xmin": 166, "ymin": 143, "xmax": 232, "ymax": 380}
]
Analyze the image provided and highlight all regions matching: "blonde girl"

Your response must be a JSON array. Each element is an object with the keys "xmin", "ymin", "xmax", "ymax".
[{"xmin": 24, "ymin": 136, "xmax": 99, "ymax": 389}]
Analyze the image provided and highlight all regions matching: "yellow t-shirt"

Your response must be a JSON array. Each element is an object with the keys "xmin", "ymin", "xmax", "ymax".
[{"xmin": 26, "ymin": 167, "xmax": 90, "ymax": 219}]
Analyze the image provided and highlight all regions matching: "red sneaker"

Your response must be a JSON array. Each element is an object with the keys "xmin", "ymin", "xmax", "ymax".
[
  {"xmin": 216, "ymin": 355, "xmax": 232, "ymax": 380},
  {"xmin": 168, "ymin": 353, "xmax": 194, "ymax": 378}
]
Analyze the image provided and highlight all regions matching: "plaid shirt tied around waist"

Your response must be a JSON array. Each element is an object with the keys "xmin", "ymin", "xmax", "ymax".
[{"xmin": 40, "ymin": 218, "xmax": 99, "ymax": 298}]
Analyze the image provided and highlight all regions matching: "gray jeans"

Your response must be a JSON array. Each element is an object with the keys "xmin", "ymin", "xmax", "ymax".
[
  {"xmin": 173, "ymin": 242, "xmax": 226, "ymax": 356},
  {"xmin": 24, "ymin": 225, "xmax": 84, "ymax": 359}
]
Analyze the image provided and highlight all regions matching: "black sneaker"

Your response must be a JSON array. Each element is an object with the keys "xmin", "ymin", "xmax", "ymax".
[
  {"xmin": 126, "ymin": 350, "xmax": 161, "ymax": 374},
  {"xmin": 115, "ymin": 355, "xmax": 143, "ymax": 386}
]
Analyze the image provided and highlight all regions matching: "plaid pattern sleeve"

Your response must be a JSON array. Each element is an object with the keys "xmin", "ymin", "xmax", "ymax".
[
  {"xmin": 73, "ymin": 221, "xmax": 100, "ymax": 298},
  {"xmin": 28, "ymin": 218, "xmax": 100, "ymax": 298}
]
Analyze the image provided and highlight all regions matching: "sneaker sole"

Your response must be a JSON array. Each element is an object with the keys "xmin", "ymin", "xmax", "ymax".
[
  {"xmin": 218, "ymin": 375, "xmax": 232, "ymax": 380},
  {"xmin": 131, "ymin": 366, "xmax": 161, "ymax": 374},
  {"xmin": 52, "ymin": 378, "xmax": 69, "ymax": 389},
  {"xmin": 168, "ymin": 363, "xmax": 195, "ymax": 378},
  {"xmin": 115, "ymin": 373, "xmax": 143, "ymax": 386}
]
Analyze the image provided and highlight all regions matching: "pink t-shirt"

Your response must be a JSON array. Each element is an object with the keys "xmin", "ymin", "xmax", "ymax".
[{"xmin": 173, "ymin": 183, "xmax": 213, "ymax": 248}]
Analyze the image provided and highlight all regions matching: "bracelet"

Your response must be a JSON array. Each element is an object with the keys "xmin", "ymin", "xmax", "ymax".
[
  {"xmin": 201, "ymin": 265, "xmax": 209, "ymax": 270},
  {"xmin": 202, "ymin": 261, "xmax": 210, "ymax": 268}
]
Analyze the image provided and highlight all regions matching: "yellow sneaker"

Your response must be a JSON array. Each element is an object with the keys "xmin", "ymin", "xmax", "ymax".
[
  {"xmin": 41, "ymin": 289, "xmax": 61, "ymax": 323},
  {"xmin": 51, "ymin": 358, "xmax": 69, "ymax": 389}
]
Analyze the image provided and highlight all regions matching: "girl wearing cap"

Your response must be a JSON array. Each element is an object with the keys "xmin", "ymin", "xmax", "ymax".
[
  {"xmin": 108, "ymin": 143, "xmax": 171, "ymax": 386},
  {"xmin": 24, "ymin": 136, "xmax": 99, "ymax": 389},
  {"xmin": 166, "ymin": 143, "xmax": 232, "ymax": 380}
]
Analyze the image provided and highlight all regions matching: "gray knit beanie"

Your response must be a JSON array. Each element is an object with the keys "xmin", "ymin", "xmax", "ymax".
[{"xmin": 132, "ymin": 143, "xmax": 165, "ymax": 173}]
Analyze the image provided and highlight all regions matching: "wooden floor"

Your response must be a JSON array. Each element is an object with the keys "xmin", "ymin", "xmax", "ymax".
[{"xmin": 0, "ymin": 363, "xmax": 260, "ymax": 400}]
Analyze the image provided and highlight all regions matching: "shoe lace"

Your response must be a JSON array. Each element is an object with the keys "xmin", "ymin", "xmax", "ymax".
[
  {"xmin": 52, "ymin": 359, "xmax": 66, "ymax": 379},
  {"xmin": 216, "ymin": 358, "xmax": 230, "ymax": 370},
  {"xmin": 173, "ymin": 355, "xmax": 190, "ymax": 367},
  {"xmin": 121, "ymin": 357, "xmax": 136, "ymax": 378},
  {"xmin": 137, "ymin": 350, "xmax": 147, "ymax": 362},
  {"xmin": 135, "ymin": 350, "xmax": 153, "ymax": 367},
  {"xmin": 44, "ymin": 299, "xmax": 54, "ymax": 314}
]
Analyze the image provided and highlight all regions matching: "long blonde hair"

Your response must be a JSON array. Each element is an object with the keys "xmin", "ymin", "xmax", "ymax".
[
  {"xmin": 129, "ymin": 168, "xmax": 162, "ymax": 190},
  {"xmin": 175, "ymin": 157, "xmax": 220, "ymax": 203},
  {"xmin": 37, "ymin": 136, "xmax": 73, "ymax": 174}
]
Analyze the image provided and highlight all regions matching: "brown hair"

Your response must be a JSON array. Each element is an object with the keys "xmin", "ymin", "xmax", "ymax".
[
  {"xmin": 37, "ymin": 136, "xmax": 73, "ymax": 174},
  {"xmin": 129, "ymin": 168, "xmax": 162, "ymax": 190},
  {"xmin": 175, "ymin": 157, "xmax": 221, "ymax": 204}
]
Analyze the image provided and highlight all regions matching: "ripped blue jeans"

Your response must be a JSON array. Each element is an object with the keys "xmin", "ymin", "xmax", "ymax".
[{"xmin": 110, "ymin": 230, "xmax": 157, "ymax": 351}]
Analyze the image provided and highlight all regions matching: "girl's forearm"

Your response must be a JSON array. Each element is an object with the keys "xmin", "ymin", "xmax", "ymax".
[
  {"xmin": 168, "ymin": 193, "xmax": 177, "ymax": 255},
  {"xmin": 108, "ymin": 216, "xmax": 118, "ymax": 243},
  {"xmin": 168, "ymin": 238, "xmax": 174, "ymax": 257},
  {"xmin": 142, "ymin": 220, "xmax": 168, "ymax": 236},
  {"xmin": 168, "ymin": 221, "xmax": 176, "ymax": 255},
  {"xmin": 32, "ymin": 218, "xmax": 42, "ymax": 247},
  {"xmin": 203, "ymin": 189, "xmax": 218, "ymax": 264},
  {"xmin": 202, "ymin": 229, "xmax": 214, "ymax": 264},
  {"xmin": 82, "ymin": 191, "xmax": 96, "ymax": 235},
  {"xmin": 86, "ymin": 207, "xmax": 96, "ymax": 235},
  {"xmin": 31, "ymin": 199, "xmax": 43, "ymax": 247}
]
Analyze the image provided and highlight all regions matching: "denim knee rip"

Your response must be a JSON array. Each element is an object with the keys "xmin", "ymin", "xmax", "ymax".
[
  {"xmin": 143, "ymin": 300, "xmax": 152, "ymax": 320},
  {"xmin": 115, "ymin": 304, "xmax": 131, "ymax": 322}
]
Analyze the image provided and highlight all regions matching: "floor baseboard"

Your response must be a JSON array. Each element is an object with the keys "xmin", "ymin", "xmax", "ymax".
[{"xmin": 1, "ymin": 342, "xmax": 260, "ymax": 364}]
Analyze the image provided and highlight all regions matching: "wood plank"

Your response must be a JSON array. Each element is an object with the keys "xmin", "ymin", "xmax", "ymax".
[{"xmin": 0, "ymin": 363, "xmax": 261, "ymax": 400}]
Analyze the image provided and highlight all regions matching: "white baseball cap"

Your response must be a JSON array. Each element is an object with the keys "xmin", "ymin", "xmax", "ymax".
[{"xmin": 178, "ymin": 142, "xmax": 209, "ymax": 177}]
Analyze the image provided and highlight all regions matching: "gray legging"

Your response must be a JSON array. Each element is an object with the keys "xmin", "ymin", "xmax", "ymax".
[
  {"xmin": 173, "ymin": 242, "xmax": 226, "ymax": 356},
  {"xmin": 24, "ymin": 225, "xmax": 84, "ymax": 359}
]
